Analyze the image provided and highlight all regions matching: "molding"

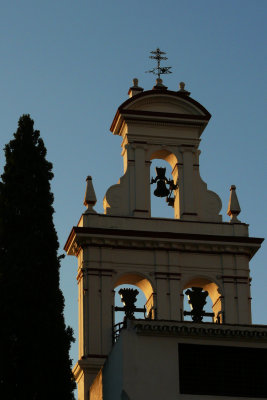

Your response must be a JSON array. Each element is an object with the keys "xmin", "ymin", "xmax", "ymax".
[
  {"xmin": 74, "ymin": 211, "xmax": 249, "ymax": 225},
  {"xmin": 220, "ymin": 275, "xmax": 250, "ymax": 279},
  {"xmin": 114, "ymin": 115, "xmax": 208, "ymax": 136},
  {"xmin": 155, "ymin": 272, "xmax": 181, "ymax": 281},
  {"xmin": 72, "ymin": 357, "xmax": 107, "ymax": 381},
  {"xmin": 69, "ymin": 226, "xmax": 262, "ymax": 244},
  {"xmin": 81, "ymin": 267, "xmax": 114, "ymax": 273},
  {"xmin": 132, "ymin": 321, "xmax": 267, "ymax": 341},
  {"xmin": 77, "ymin": 266, "xmax": 114, "ymax": 282},
  {"xmin": 65, "ymin": 226, "xmax": 263, "ymax": 259},
  {"xmin": 121, "ymin": 110, "xmax": 209, "ymax": 121},
  {"xmin": 81, "ymin": 354, "xmax": 108, "ymax": 359},
  {"xmin": 110, "ymin": 89, "xmax": 211, "ymax": 133}
]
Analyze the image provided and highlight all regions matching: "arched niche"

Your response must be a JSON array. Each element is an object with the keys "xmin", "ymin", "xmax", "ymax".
[
  {"xmin": 182, "ymin": 276, "xmax": 223, "ymax": 323},
  {"xmin": 114, "ymin": 272, "xmax": 156, "ymax": 319},
  {"xmin": 148, "ymin": 148, "xmax": 180, "ymax": 218},
  {"xmin": 149, "ymin": 159, "xmax": 173, "ymax": 218}
]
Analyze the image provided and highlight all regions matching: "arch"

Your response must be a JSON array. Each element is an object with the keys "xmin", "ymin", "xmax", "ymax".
[
  {"xmin": 148, "ymin": 148, "xmax": 179, "ymax": 170},
  {"xmin": 114, "ymin": 272, "xmax": 154, "ymax": 301},
  {"xmin": 182, "ymin": 276, "xmax": 224, "ymax": 323},
  {"xmin": 148, "ymin": 148, "xmax": 180, "ymax": 219},
  {"xmin": 114, "ymin": 272, "xmax": 156, "ymax": 319},
  {"xmin": 182, "ymin": 276, "xmax": 222, "ymax": 304},
  {"xmin": 116, "ymin": 90, "xmax": 211, "ymax": 116}
]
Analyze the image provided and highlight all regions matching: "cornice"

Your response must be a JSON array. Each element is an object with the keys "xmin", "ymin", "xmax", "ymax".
[
  {"xmin": 110, "ymin": 90, "xmax": 211, "ymax": 135},
  {"xmin": 64, "ymin": 226, "xmax": 263, "ymax": 258},
  {"xmin": 110, "ymin": 90, "xmax": 211, "ymax": 130},
  {"xmin": 72, "ymin": 357, "xmax": 107, "ymax": 380},
  {"xmin": 132, "ymin": 321, "xmax": 267, "ymax": 341}
]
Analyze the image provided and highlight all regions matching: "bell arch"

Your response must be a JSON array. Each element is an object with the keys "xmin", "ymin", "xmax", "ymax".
[
  {"xmin": 148, "ymin": 147, "xmax": 179, "ymax": 170},
  {"xmin": 113, "ymin": 272, "xmax": 156, "ymax": 319},
  {"xmin": 181, "ymin": 276, "xmax": 224, "ymax": 323},
  {"xmin": 114, "ymin": 272, "xmax": 154, "ymax": 300},
  {"xmin": 148, "ymin": 147, "xmax": 181, "ymax": 218}
]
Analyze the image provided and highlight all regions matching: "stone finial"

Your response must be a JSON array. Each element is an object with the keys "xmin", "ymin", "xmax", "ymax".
[
  {"xmin": 153, "ymin": 77, "xmax": 167, "ymax": 90},
  {"xmin": 132, "ymin": 78, "xmax": 139, "ymax": 87},
  {"xmin": 227, "ymin": 185, "xmax": 241, "ymax": 223},
  {"xmin": 84, "ymin": 176, "xmax": 97, "ymax": 214},
  {"xmin": 178, "ymin": 81, "xmax": 190, "ymax": 96},
  {"xmin": 128, "ymin": 78, "xmax": 144, "ymax": 98}
]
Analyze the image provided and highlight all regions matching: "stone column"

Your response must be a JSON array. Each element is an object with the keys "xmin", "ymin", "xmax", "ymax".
[
  {"xmin": 222, "ymin": 279, "xmax": 238, "ymax": 324},
  {"xmin": 180, "ymin": 147, "xmax": 196, "ymax": 219},
  {"xmin": 172, "ymin": 162, "xmax": 182, "ymax": 219},
  {"xmin": 155, "ymin": 274, "xmax": 170, "ymax": 320},
  {"xmin": 169, "ymin": 276, "xmax": 182, "ymax": 320},
  {"xmin": 236, "ymin": 279, "xmax": 252, "ymax": 324},
  {"xmin": 133, "ymin": 144, "xmax": 150, "ymax": 217}
]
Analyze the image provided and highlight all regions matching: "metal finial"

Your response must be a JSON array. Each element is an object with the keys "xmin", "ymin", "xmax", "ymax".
[{"xmin": 146, "ymin": 48, "xmax": 172, "ymax": 79}]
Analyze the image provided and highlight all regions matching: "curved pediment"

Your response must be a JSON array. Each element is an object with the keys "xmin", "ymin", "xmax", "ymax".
[
  {"xmin": 110, "ymin": 89, "xmax": 211, "ymax": 134},
  {"xmin": 124, "ymin": 92, "xmax": 205, "ymax": 115}
]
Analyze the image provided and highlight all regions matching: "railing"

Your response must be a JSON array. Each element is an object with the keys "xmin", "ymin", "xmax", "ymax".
[
  {"xmin": 112, "ymin": 303, "xmax": 148, "ymax": 343},
  {"xmin": 183, "ymin": 310, "xmax": 215, "ymax": 322},
  {"xmin": 113, "ymin": 310, "xmax": 224, "ymax": 344},
  {"xmin": 113, "ymin": 321, "xmax": 125, "ymax": 343}
]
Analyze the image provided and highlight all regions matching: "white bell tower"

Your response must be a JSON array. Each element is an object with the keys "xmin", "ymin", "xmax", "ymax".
[
  {"xmin": 65, "ymin": 73, "xmax": 265, "ymax": 400},
  {"xmin": 104, "ymin": 78, "xmax": 222, "ymax": 222}
]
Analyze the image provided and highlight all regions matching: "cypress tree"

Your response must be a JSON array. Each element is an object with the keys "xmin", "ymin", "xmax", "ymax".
[{"xmin": 0, "ymin": 115, "xmax": 75, "ymax": 399}]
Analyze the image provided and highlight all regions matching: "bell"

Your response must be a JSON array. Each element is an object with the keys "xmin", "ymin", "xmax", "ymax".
[
  {"xmin": 155, "ymin": 167, "xmax": 167, "ymax": 180},
  {"xmin": 154, "ymin": 180, "xmax": 170, "ymax": 197},
  {"xmin": 185, "ymin": 287, "xmax": 208, "ymax": 323},
  {"xmin": 152, "ymin": 167, "xmax": 171, "ymax": 197}
]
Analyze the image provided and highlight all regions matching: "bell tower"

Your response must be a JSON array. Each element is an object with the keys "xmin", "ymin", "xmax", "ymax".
[
  {"xmin": 65, "ymin": 57, "xmax": 266, "ymax": 399},
  {"xmin": 104, "ymin": 78, "xmax": 222, "ymax": 222}
]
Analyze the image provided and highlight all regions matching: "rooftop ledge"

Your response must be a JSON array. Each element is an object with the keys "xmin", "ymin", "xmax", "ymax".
[
  {"xmin": 126, "ymin": 319, "xmax": 267, "ymax": 341},
  {"xmin": 64, "ymin": 213, "xmax": 263, "ymax": 258},
  {"xmin": 77, "ymin": 212, "xmax": 250, "ymax": 236}
]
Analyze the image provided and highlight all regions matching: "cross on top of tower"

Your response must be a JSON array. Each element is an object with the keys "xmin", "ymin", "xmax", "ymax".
[{"xmin": 146, "ymin": 48, "xmax": 172, "ymax": 79}]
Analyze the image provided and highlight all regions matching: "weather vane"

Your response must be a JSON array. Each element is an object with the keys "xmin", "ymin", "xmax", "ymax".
[{"xmin": 146, "ymin": 48, "xmax": 172, "ymax": 79}]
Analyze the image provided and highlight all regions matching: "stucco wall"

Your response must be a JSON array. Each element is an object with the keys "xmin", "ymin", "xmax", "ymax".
[{"xmin": 100, "ymin": 322, "xmax": 267, "ymax": 400}]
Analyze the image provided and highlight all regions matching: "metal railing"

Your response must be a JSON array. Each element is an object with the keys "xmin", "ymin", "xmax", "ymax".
[{"xmin": 113, "ymin": 321, "xmax": 125, "ymax": 343}]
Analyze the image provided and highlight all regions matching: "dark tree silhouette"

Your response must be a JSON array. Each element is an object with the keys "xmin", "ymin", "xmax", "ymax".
[{"xmin": 0, "ymin": 115, "xmax": 75, "ymax": 399}]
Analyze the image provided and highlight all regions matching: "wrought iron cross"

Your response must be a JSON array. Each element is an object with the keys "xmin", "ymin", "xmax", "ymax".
[{"xmin": 146, "ymin": 48, "xmax": 172, "ymax": 79}]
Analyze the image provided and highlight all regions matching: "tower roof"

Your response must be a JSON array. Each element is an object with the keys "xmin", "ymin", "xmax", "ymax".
[{"xmin": 110, "ymin": 87, "xmax": 211, "ymax": 136}]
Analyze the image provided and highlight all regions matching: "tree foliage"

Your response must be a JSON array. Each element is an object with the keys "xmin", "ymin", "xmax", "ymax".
[{"xmin": 0, "ymin": 115, "xmax": 75, "ymax": 399}]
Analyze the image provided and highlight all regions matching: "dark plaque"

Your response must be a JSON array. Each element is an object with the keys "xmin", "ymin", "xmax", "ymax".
[{"xmin": 178, "ymin": 343, "xmax": 267, "ymax": 398}]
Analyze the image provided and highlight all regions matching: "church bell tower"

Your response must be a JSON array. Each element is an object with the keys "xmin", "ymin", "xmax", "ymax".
[{"xmin": 65, "ymin": 54, "xmax": 266, "ymax": 400}]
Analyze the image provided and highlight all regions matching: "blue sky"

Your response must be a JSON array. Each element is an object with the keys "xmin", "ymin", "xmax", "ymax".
[{"xmin": 1, "ymin": 0, "xmax": 266, "ymax": 389}]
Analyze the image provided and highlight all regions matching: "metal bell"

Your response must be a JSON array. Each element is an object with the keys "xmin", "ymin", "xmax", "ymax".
[
  {"xmin": 151, "ymin": 167, "xmax": 171, "ymax": 197},
  {"xmin": 154, "ymin": 180, "xmax": 170, "ymax": 197}
]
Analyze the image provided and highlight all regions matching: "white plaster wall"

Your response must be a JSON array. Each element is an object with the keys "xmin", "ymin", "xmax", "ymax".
[{"xmin": 100, "ymin": 327, "xmax": 267, "ymax": 400}]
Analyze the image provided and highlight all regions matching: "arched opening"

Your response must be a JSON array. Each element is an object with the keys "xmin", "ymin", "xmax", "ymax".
[
  {"xmin": 149, "ymin": 149, "xmax": 178, "ymax": 219},
  {"xmin": 114, "ymin": 272, "xmax": 154, "ymax": 299},
  {"xmin": 113, "ymin": 273, "xmax": 155, "ymax": 341},
  {"xmin": 182, "ymin": 277, "xmax": 223, "ymax": 323},
  {"xmin": 114, "ymin": 284, "xmax": 146, "ymax": 324}
]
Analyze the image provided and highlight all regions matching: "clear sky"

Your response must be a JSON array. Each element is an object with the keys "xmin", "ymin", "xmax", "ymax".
[{"xmin": 1, "ymin": 0, "xmax": 266, "ymax": 393}]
